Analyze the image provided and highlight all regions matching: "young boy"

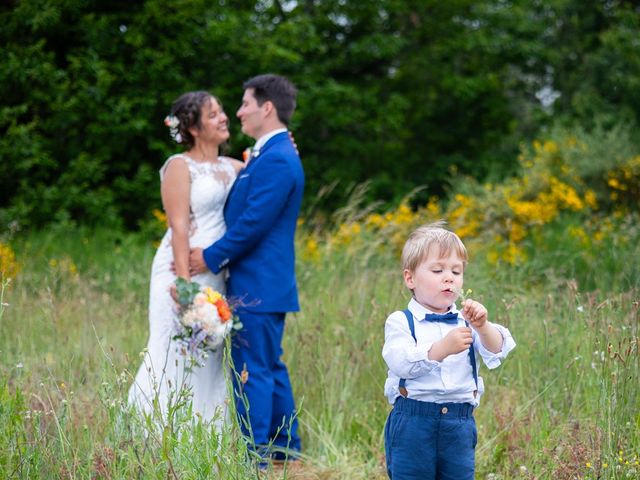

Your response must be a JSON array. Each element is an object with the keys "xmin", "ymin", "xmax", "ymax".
[{"xmin": 383, "ymin": 222, "xmax": 516, "ymax": 479}]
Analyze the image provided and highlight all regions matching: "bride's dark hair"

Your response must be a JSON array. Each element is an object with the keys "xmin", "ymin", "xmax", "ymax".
[{"xmin": 169, "ymin": 91, "xmax": 220, "ymax": 150}]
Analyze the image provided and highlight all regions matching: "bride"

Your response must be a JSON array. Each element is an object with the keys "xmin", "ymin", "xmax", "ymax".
[{"xmin": 128, "ymin": 91, "xmax": 243, "ymax": 426}]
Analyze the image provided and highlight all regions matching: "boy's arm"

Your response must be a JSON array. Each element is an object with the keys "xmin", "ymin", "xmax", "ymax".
[
  {"xmin": 461, "ymin": 298, "xmax": 516, "ymax": 367},
  {"xmin": 462, "ymin": 298, "xmax": 504, "ymax": 353},
  {"xmin": 427, "ymin": 326, "xmax": 474, "ymax": 361},
  {"xmin": 382, "ymin": 312, "xmax": 441, "ymax": 379}
]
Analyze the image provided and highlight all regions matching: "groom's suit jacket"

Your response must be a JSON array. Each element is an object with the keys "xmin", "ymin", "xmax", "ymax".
[{"xmin": 203, "ymin": 131, "xmax": 304, "ymax": 313}]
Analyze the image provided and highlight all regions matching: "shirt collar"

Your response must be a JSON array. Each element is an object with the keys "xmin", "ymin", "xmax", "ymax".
[
  {"xmin": 407, "ymin": 297, "xmax": 459, "ymax": 320},
  {"xmin": 252, "ymin": 128, "xmax": 288, "ymax": 156}
]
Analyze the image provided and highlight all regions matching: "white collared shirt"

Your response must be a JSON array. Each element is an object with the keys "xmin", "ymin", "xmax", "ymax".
[
  {"xmin": 382, "ymin": 298, "xmax": 516, "ymax": 406},
  {"xmin": 251, "ymin": 128, "xmax": 288, "ymax": 157}
]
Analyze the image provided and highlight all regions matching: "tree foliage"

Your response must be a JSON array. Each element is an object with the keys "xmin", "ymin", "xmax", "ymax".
[{"xmin": 1, "ymin": 0, "xmax": 638, "ymax": 229}]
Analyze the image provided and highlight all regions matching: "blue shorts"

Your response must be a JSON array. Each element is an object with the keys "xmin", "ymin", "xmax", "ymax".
[{"xmin": 384, "ymin": 397, "xmax": 477, "ymax": 480}]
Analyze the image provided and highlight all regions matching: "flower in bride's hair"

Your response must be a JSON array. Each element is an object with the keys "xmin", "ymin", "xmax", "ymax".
[
  {"xmin": 164, "ymin": 115, "xmax": 179, "ymax": 128},
  {"xmin": 164, "ymin": 115, "xmax": 182, "ymax": 143},
  {"xmin": 172, "ymin": 278, "xmax": 242, "ymax": 367}
]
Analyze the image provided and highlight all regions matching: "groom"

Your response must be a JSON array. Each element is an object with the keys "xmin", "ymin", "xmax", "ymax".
[{"xmin": 189, "ymin": 74, "xmax": 303, "ymax": 460}]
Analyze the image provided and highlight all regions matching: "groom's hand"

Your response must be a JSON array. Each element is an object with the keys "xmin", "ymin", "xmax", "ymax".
[{"xmin": 189, "ymin": 247, "xmax": 208, "ymax": 276}]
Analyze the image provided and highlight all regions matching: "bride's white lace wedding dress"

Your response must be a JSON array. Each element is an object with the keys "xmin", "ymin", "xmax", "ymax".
[{"xmin": 128, "ymin": 154, "xmax": 236, "ymax": 426}]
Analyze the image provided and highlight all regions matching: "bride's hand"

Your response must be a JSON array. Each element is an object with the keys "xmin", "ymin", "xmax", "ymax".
[
  {"xmin": 289, "ymin": 131, "xmax": 300, "ymax": 155},
  {"xmin": 169, "ymin": 283, "xmax": 179, "ymax": 303}
]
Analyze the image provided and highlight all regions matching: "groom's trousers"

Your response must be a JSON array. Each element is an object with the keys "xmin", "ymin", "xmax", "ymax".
[{"xmin": 231, "ymin": 311, "xmax": 301, "ymax": 458}]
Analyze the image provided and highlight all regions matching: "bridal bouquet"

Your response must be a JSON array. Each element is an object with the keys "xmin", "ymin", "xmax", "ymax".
[{"xmin": 172, "ymin": 278, "xmax": 241, "ymax": 366}]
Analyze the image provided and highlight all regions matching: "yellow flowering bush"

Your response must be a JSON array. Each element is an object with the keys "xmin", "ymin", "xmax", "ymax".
[
  {"xmin": 606, "ymin": 155, "xmax": 640, "ymax": 209},
  {"xmin": 48, "ymin": 256, "xmax": 79, "ymax": 281},
  {"xmin": 297, "ymin": 128, "xmax": 638, "ymax": 269},
  {"xmin": 0, "ymin": 242, "xmax": 19, "ymax": 281}
]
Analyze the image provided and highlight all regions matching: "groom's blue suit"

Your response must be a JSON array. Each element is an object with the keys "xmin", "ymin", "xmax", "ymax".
[{"xmin": 202, "ymin": 131, "xmax": 303, "ymax": 456}]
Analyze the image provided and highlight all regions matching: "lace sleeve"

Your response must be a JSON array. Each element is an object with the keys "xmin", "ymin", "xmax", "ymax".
[{"xmin": 159, "ymin": 154, "xmax": 188, "ymax": 182}]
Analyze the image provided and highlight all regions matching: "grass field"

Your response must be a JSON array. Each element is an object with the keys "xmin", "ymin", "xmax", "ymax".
[{"xmin": 1, "ymin": 214, "xmax": 639, "ymax": 479}]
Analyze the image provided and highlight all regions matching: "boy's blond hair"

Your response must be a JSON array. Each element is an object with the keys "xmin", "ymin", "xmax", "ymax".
[{"xmin": 401, "ymin": 221, "xmax": 468, "ymax": 272}]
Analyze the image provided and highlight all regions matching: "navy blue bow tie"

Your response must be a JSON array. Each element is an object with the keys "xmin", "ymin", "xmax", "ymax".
[{"xmin": 424, "ymin": 312, "xmax": 459, "ymax": 324}]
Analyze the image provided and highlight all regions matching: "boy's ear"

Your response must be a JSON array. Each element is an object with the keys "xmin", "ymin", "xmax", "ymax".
[{"xmin": 403, "ymin": 269, "xmax": 415, "ymax": 290}]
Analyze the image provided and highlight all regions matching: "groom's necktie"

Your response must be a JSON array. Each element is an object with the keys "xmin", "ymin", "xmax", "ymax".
[{"xmin": 424, "ymin": 312, "xmax": 459, "ymax": 324}]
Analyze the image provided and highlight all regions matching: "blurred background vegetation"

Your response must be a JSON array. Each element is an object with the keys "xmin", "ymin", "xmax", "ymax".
[
  {"xmin": 1, "ymin": 2, "xmax": 640, "ymax": 477},
  {"xmin": 1, "ymin": 0, "xmax": 639, "ymax": 231}
]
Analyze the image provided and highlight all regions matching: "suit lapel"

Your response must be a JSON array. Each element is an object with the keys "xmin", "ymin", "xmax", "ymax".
[
  {"xmin": 252, "ymin": 131, "xmax": 288, "ymax": 163},
  {"xmin": 225, "ymin": 131, "xmax": 290, "ymax": 212}
]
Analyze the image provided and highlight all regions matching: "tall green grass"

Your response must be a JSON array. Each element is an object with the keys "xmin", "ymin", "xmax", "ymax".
[{"xmin": 1, "ymin": 218, "xmax": 638, "ymax": 479}]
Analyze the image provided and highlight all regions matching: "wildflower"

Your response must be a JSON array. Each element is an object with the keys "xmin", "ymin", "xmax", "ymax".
[
  {"xmin": 584, "ymin": 189, "xmax": 598, "ymax": 209},
  {"xmin": 152, "ymin": 208, "xmax": 168, "ymax": 227},
  {"xmin": 302, "ymin": 237, "xmax": 320, "ymax": 262},
  {"xmin": 0, "ymin": 242, "xmax": 20, "ymax": 280},
  {"xmin": 453, "ymin": 287, "xmax": 473, "ymax": 303},
  {"xmin": 542, "ymin": 140, "xmax": 558, "ymax": 154}
]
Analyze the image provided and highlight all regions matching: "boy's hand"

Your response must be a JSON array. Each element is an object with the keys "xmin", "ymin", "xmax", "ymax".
[
  {"xmin": 428, "ymin": 327, "xmax": 472, "ymax": 361},
  {"xmin": 461, "ymin": 299, "xmax": 488, "ymax": 330}
]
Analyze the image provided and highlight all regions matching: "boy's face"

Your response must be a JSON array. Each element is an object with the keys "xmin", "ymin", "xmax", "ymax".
[{"xmin": 404, "ymin": 250, "xmax": 464, "ymax": 313}]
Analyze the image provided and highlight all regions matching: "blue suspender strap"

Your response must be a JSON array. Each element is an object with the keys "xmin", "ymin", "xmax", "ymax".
[
  {"xmin": 465, "ymin": 320, "xmax": 479, "ymax": 397},
  {"xmin": 397, "ymin": 309, "xmax": 479, "ymax": 398},
  {"xmin": 398, "ymin": 310, "xmax": 415, "ymax": 398}
]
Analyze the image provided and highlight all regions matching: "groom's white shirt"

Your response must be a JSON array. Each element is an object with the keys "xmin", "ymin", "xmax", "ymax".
[{"xmin": 252, "ymin": 128, "xmax": 287, "ymax": 157}]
